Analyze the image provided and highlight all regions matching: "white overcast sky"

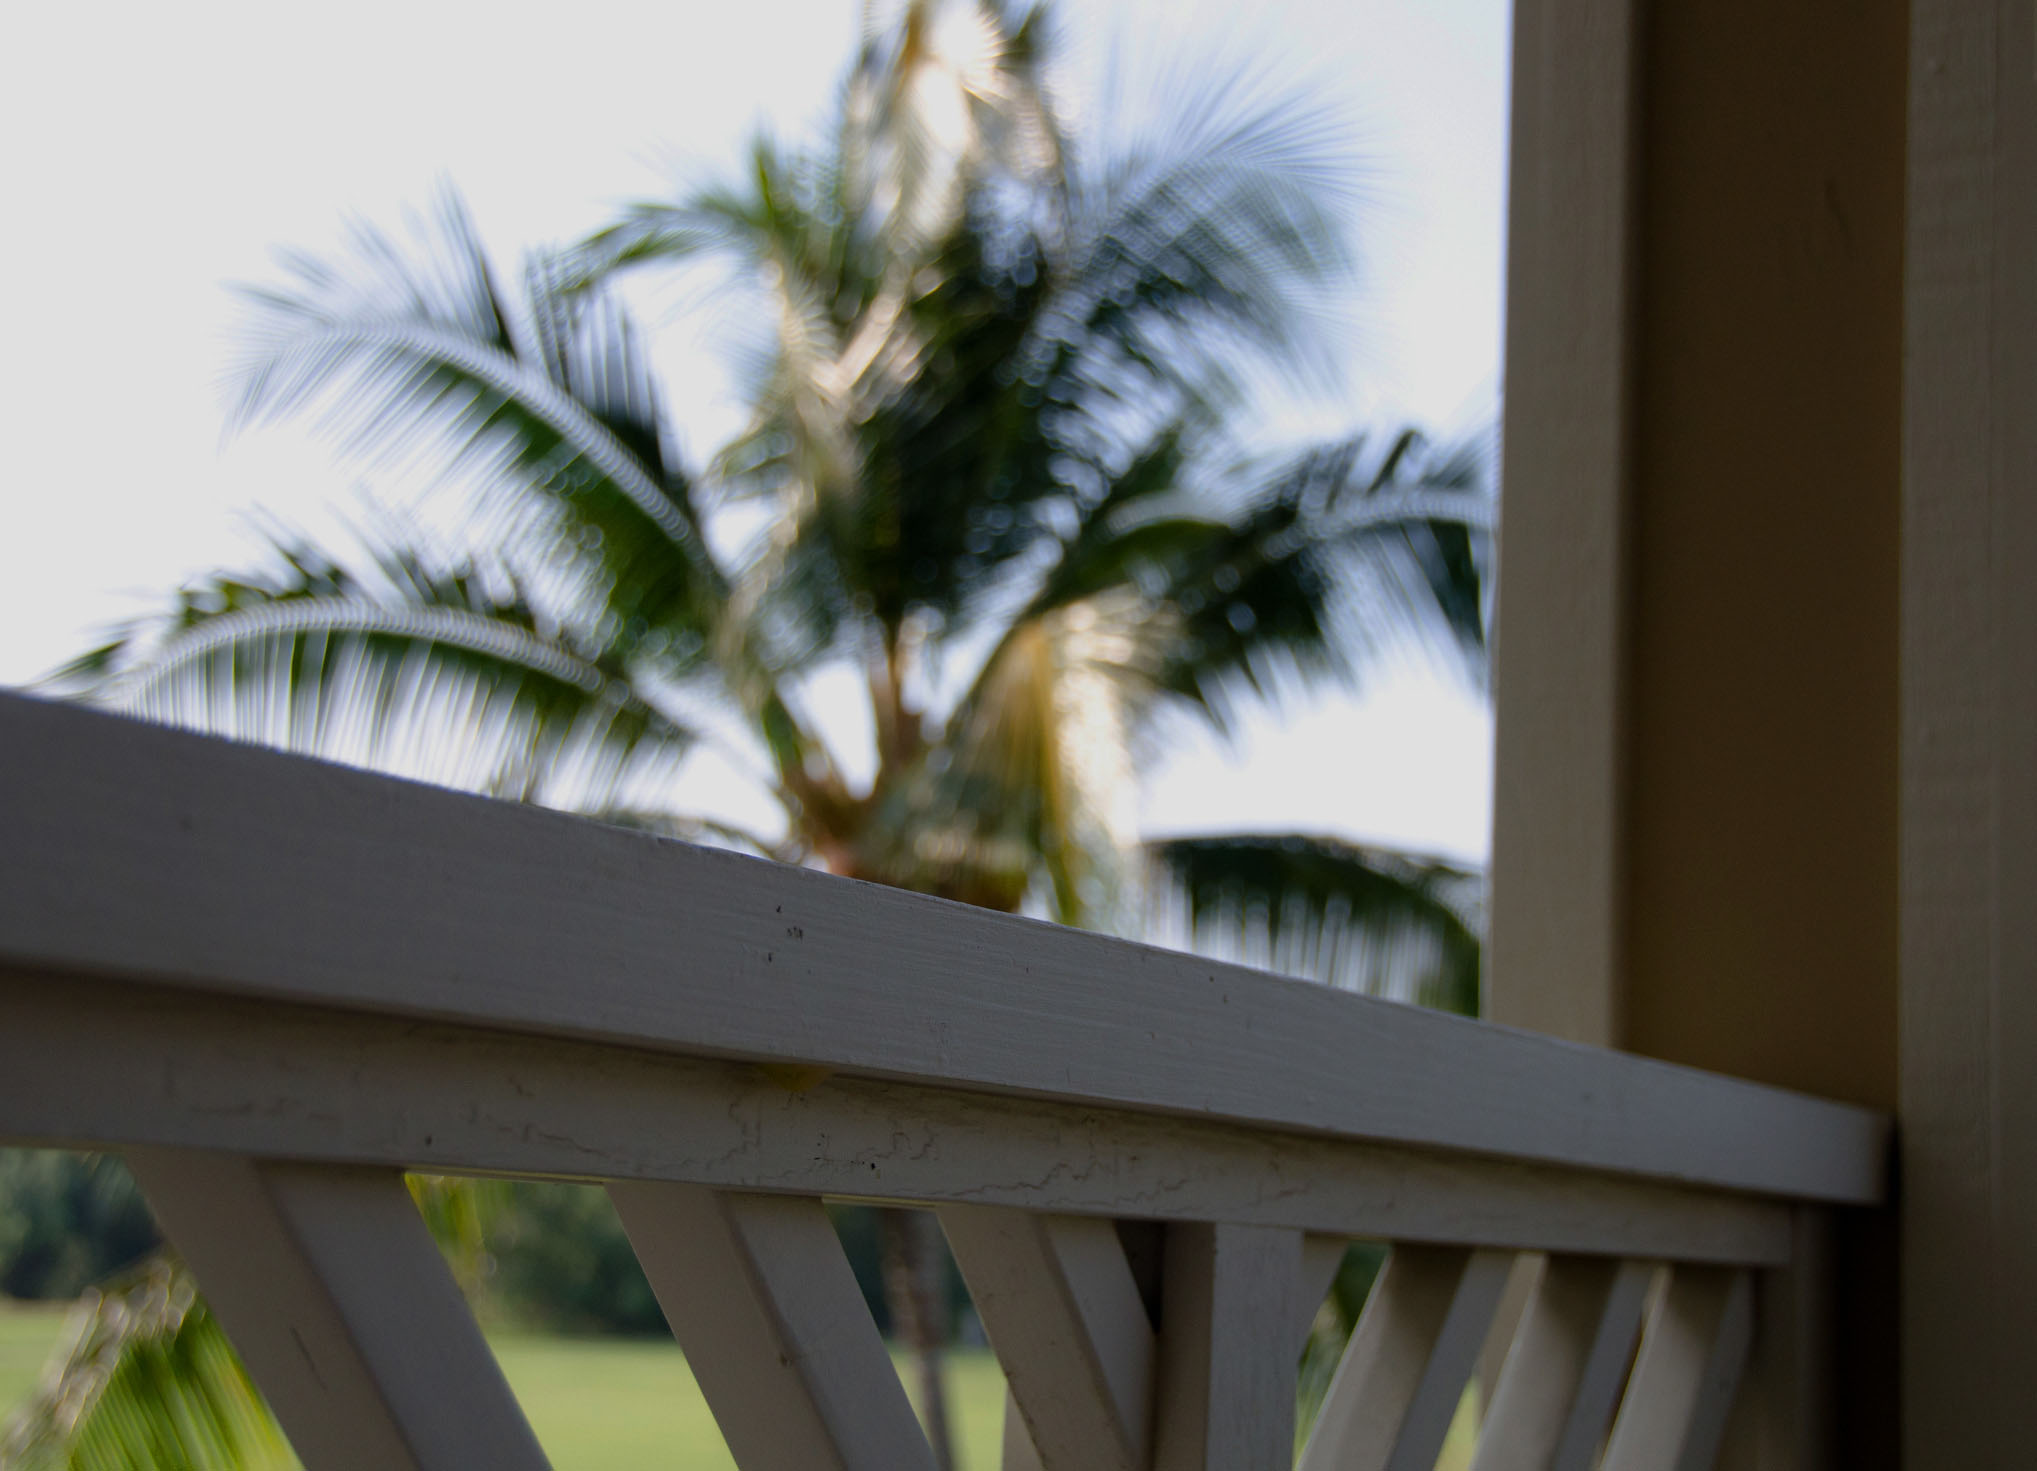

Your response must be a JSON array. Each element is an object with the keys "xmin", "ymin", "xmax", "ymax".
[{"xmin": 0, "ymin": 0, "xmax": 1508, "ymax": 863}]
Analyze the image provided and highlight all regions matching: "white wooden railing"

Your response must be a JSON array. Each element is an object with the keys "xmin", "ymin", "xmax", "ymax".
[{"xmin": 0, "ymin": 692, "xmax": 1888, "ymax": 1470}]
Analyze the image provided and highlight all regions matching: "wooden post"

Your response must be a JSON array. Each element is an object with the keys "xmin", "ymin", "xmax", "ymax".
[
  {"xmin": 1298, "ymin": 1246, "xmax": 1513, "ymax": 1471},
  {"xmin": 609, "ymin": 1183, "xmax": 934, "ymax": 1471},
  {"xmin": 1488, "ymin": 0, "xmax": 1644, "ymax": 1050},
  {"xmin": 939, "ymin": 1208, "xmax": 1154, "ymax": 1471},
  {"xmin": 1151, "ymin": 1223, "xmax": 1301, "ymax": 1471},
  {"xmin": 1472, "ymin": 1257, "xmax": 1654, "ymax": 1471},
  {"xmin": 1602, "ymin": 1268, "xmax": 1754, "ymax": 1471},
  {"xmin": 1494, "ymin": 0, "xmax": 1908, "ymax": 1458}
]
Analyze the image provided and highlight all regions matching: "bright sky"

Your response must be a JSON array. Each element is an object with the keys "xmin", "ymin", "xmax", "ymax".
[{"xmin": 0, "ymin": 0, "xmax": 1508, "ymax": 863}]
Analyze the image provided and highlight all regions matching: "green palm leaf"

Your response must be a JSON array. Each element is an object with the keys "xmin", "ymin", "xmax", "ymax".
[
  {"xmin": 51, "ymin": 530, "xmax": 695, "ymax": 806},
  {"xmin": 1014, "ymin": 432, "xmax": 1491, "ymax": 734},
  {"xmin": 1060, "ymin": 69, "xmax": 1360, "ymax": 396},
  {"xmin": 581, "ymin": 806, "xmax": 795, "ymax": 860},
  {"xmin": 863, "ymin": 594, "xmax": 1152, "ymax": 923},
  {"xmin": 1148, "ymin": 833, "xmax": 1483, "ymax": 1013},
  {"xmin": 1331, "ymin": 428, "xmax": 1496, "ymax": 671},
  {"xmin": 233, "ymin": 193, "xmax": 725, "ymax": 654},
  {"xmin": 0, "ymin": 1257, "xmax": 290, "ymax": 1471}
]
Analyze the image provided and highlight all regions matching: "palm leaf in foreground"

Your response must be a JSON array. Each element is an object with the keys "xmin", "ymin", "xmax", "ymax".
[{"xmin": 0, "ymin": 1257, "xmax": 289, "ymax": 1471}]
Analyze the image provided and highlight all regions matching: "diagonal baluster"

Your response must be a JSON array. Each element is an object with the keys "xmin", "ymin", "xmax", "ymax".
[
  {"xmin": 967, "ymin": 1219, "xmax": 1343, "ymax": 1471},
  {"xmin": 1299, "ymin": 1245, "xmax": 1515, "ymax": 1471},
  {"xmin": 1471, "ymin": 1257, "xmax": 1656, "ymax": 1471},
  {"xmin": 999, "ymin": 1398, "xmax": 1049, "ymax": 1471},
  {"xmin": 1152, "ymin": 1221, "xmax": 1304, "ymax": 1471},
  {"xmin": 608, "ymin": 1182, "xmax": 935, "ymax": 1471},
  {"xmin": 940, "ymin": 1209, "xmax": 1154, "ymax": 1471},
  {"xmin": 1602, "ymin": 1266, "xmax": 1755, "ymax": 1471},
  {"xmin": 125, "ymin": 1147, "xmax": 549, "ymax": 1471}
]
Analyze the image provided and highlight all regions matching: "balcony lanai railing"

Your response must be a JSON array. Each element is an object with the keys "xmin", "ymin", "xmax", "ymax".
[{"xmin": 0, "ymin": 692, "xmax": 1888, "ymax": 1470}]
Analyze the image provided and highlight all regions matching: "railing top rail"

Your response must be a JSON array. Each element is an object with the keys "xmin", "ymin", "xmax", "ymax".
[{"xmin": 0, "ymin": 693, "xmax": 1888, "ymax": 1206}]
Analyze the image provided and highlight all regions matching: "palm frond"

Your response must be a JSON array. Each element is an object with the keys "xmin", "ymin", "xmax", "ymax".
[
  {"xmin": 1003, "ymin": 435, "xmax": 1349, "ymax": 733},
  {"xmin": 1057, "ymin": 66, "xmax": 1362, "ymax": 397},
  {"xmin": 232, "ymin": 191, "xmax": 726, "ymax": 653},
  {"xmin": 0, "ymin": 1257, "xmax": 289, "ymax": 1471},
  {"xmin": 55, "ymin": 531, "xmax": 695, "ymax": 807},
  {"xmin": 673, "ymin": 169, "xmax": 1069, "ymax": 665},
  {"xmin": 1328, "ymin": 428, "xmax": 1496, "ymax": 673},
  {"xmin": 864, "ymin": 591, "xmax": 1152, "ymax": 924},
  {"xmin": 561, "ymin": 22, "xmax": 1394, "ymax": 694},
  {"xmin": 229, "ymin": 198, "xmax": 844, "ymax": 806},
  {"xmin": 581, "ymin": 807, "xmax": 797, "ymax": 861},
  {"xmin": 565, "ymin": 196, "xmax": 752, "ymax": 285},
  {"xmin": 574, "ymin": 133, "xmax": 867, "ymax": 307},
  {"xmin": 840, "ymin": 211, "xmax": 1069, "ymax": 634},
  {"xmin": 404, "ymin": 1173, "xmax": 513, "ymax": 1300},
  {"xmin": 1108, "ymin": 435, "xmax": 1494, "ymax": 728},
  {"xmin": 1147, "ymin": 833, "xmax": 1483, "ymax": 1013},
  {"xmin": 848, "ymin": 0, "xmax": 1066, "ymax": 259}
]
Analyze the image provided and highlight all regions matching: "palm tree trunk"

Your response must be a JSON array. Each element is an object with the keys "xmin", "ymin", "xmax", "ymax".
[{"xmin": 878, "ymin": 1206, "xmax": 956, "ymax": 1471}]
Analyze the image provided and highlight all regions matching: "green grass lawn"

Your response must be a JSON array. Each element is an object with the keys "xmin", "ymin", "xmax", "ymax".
[
  {"xmin": 1, "ymin": 1302, "xmax": 1005, "ymax": 1470},
  {"xmin": 2, "ymin": 1301, "xmax": 1474, "ymax": 1469},
  {"xmin": 0, "ymin": 1299, "xmax": 73, "ymax": 1425},
  {"xmin": 488, "ymin": 1332, "xmax": 1009, "ymax": 1470}
]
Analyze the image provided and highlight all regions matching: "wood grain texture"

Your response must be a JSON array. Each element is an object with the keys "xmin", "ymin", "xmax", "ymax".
[
  {"xmin": 1471, "ymin": 1256, "xmax": 1654, "ymax": 1471},
  {"xmin": 1299, "ymin": 1246, "xmax": 1514, "ymax": 1471},
  {"xmin": 0, "ymin": 971, "xmax": 1794, "ymax": 1264},
  {"xmin": 939, "ymin": 1209, "xmax": 1154, "ymax": 1471},
  {"xmin": 1487, "ymin": 0, "xmax": 1642, "ymax": 1048},
  {"xmin": 0, "ymin": 694, "xmax": 1887, "ymax": 1205},
  {"xmin": 1602, "ymin": 1267, "xmax": 1754, "ymax": 1471},
  {"xmin": 608, "ymin": 1184, "xmax": 934, "ymax": 1471},
  {"xmin": 969, "ymin": 1214, "xmax": 1336, "ymax": 1466},
  {"xmin": 1901, "ymin": 0, "xmax": 2037, "ymax": 1463},
  {"xmin": 1469, "ymin": 1253, "xmax": 1544, "ymax": 1441},
  {"xmin": 1152, "ymin": 1223, "xmax": 1300, "ymax": 1471},
  {"xmin": 126, "ymin": 1150, "xmax": 548, "ymax": 1471}
]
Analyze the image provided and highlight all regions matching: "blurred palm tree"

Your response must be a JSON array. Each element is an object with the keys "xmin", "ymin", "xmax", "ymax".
[{"xmin": 25, "ymin": 1, "xmax": 1491, "ymax": 1463}]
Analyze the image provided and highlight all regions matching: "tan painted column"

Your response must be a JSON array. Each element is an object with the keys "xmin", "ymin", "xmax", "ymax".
[
  {"xmin": 1493, "ymin": 0, "xmax": 1905, "ymax": 1106},
  {"xmin": 1616, "ymin": 0, "xmax": 1905, "ymax": 1112},
  {"xmin": 1491, "ymin": 1, "xmax": 1907, "ymax": 1463}
]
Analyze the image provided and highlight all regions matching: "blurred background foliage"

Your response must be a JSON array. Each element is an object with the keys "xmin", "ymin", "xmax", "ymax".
[{"xmin": 0, "ymin": 1156, "xmax": 158, "ymax": 1305}]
